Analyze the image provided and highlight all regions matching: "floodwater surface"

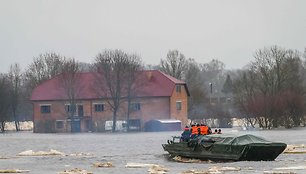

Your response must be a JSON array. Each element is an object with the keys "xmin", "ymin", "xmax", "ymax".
[{"xmin": 0, "ymin": 128, "xmax": 306, "ymax": 174}]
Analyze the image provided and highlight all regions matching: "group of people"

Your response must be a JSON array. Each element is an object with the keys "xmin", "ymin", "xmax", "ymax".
[{"xmin": 180, "ymin": 123, "xmax": 222, "ymax": 142}]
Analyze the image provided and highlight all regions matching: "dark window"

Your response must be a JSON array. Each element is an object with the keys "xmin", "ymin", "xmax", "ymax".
[
  {"xmin": 131, "ymin": 103, "xmax": 141, "ymax": 111},
  {"xmin": 65, "ymin": 105, "xmax": 76, "ymax": 113},
  {"xmin": 40, "ymin": 105, "xmax": 51, "ymax": 113},
  {"xmin": 95, "ymin": 104, "xmax": 104, "ymax": 112},
  {"xmin": 176, "ymin": 85, "xmax": 181, "ymax": 93},
  {"xmin": 56, "ymin": 121, "xmax": 64, "ymax": 129},
  {"xmin": 176, "ymin": 101, "xmax": 182, "ymax": 110}
]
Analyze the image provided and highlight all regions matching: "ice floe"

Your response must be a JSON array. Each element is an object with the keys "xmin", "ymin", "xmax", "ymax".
[
  {"xmin": 93, "ymin": 162, "xmax": 113, "ymax": 168},
  {"xmin": 125, "ymin": 163, "xmax": 156, "ymax": 168},
  {"xmin": 58, "ymin": 168, "xmax": 93, "ymax": 174},
  {"xmin": 284, "ymin": 144, "xmax": 306, "ymax": 154},
  {"xmin": 172, "ymin": 156, "xmax": 210, "ymax": 163},
  {"xmin": 18, "ymin": 149, "xmax": 64, "ymax": 156},
  {"xmin": 0, "ymin": 169, "xmax": 29, "ymax": 173},
  {"xmin": 148, "ymin": 165, "xmax": 169, "ymax": 174}
]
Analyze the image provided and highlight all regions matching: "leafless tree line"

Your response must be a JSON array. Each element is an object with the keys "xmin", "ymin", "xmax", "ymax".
[
  {"xmin": 157, "ymin": 47, "xmax": 306, "ymax": 129},
  {"xmin": 1, "ymin": 46, "xmax": 306, "ymax": 132},
  {"xmin": 233, "ymin": 46, "xmax": 306, "ymax": 129}
]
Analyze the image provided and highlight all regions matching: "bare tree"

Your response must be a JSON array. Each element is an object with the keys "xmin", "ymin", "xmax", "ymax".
[
  {"xmin": 0, "ymin": 74, "xmax": 11, "ymax": 132},
  {"xmin": 25, "ymin": 52, "xmax": 65, "ymax": 90},
  {"xmin": 59, "ymin": 58, "xmax": 82, "ymax": 132},
  {"xmin": 159, "ymin": 50, "xmax": 187, "ymax": 80},
  {"xmin": 184, "ymin": 58, "xmax": 207, "ymax": 120},
  {"xmin": 125, "ymin": 54, "xmax": 143, "ymax": 131},
  {"xmin": 232, "ymin": 69, "xmax": 258, "ymax": 128},
  {"xmin": 233, "ymin": 46, "xmax": 305, "ymax": 129},
  {"xmin": 95, "ymin": 49, "xmax": 133, "ymax": 132},
  {"xmin": 8, "ymin": 64, "xmax": 22, "ymax": 131}
]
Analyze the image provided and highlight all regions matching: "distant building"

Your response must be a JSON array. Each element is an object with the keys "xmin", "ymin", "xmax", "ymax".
[{"xmin": 30, "ymin": 70, "xmax": 189, "ymax": 133}]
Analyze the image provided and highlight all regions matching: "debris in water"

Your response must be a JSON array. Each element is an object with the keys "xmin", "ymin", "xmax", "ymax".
[
  {"xmin": 58, "ymin": 168, "xmax": 93, "ymax": 174},
  {"xmin": 69, "ymin": 152, "xmax": 93, "ymax": 157},
  {"xmin": 93, "ymin": 162, "xmax": 113, "ymax": 168},
  {"xmin": 0, "ymin": 156, "xmax": 12, "ymax": 160},
  {"xmin": 173, "ymin": 156, "xmax": 209, "ymax": 163},
  {"xmin": 18, "ymin": 149, "xmax": 64, "ymax": 156},
  {"xmin": 208, "ymin": 166, "xmax": 241, "ymax": 172},
  {"xmin": 181, "ymin": 169, "xmax": 210, "ymax": 174},
  {"xmin": 0, "ymin": 169, "xmax": 30, "ymax": 173},
  {"xmin": 263, "ymin": 171, "xmax": 296, "ymax": 174},
  {"xmin": 283, "ymin": 144, "xmax": 306, "ymax": 154},
  {"xmin": 148, "ymin": 165, "xmax": 169, "ymax": 174},
  {"xmin": 125, "ymin": 163, "xmax": 155, "ymax": 168}
]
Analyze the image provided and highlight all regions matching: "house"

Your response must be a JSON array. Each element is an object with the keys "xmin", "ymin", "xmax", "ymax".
[{"xmin": 30, "ymin": 70, "xmax": 190, "ymax": 133}]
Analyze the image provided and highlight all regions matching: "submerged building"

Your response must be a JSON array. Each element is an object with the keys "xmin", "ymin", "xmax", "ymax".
[{"xmin": 30, "ymin": 70, "xmax": 189, "ymax": 133}]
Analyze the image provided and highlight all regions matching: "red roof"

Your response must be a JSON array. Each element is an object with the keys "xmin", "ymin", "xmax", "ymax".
[{"xmin": 30, "ymin": 70, "xmax": 189, "ymax": 101}]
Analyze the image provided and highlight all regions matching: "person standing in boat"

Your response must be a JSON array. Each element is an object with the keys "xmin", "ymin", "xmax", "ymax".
[
  {"xmin": 180, "ymin": 126, "xmax": 191, "ymax": 142},
  {"xmin": 200, "ymin": 123, "xmax": 212, "ymax": 135},
  {"xmin": 190, "ymin": 124, "xmax": 199, "ymax": 138}
]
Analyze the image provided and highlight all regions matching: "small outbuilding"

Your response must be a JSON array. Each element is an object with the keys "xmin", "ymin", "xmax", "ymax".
[{"xmin": 144, "ymin": 119, "xmax": 181, "ymax": 132}]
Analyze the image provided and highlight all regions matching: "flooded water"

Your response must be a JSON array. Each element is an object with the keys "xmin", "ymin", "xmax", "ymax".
[{"xmin": 1, "ymin": 128, "xmax": 306, "ymax": 174}]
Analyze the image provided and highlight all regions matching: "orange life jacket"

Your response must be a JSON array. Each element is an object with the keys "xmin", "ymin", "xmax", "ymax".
[
  {"xmin": 200, "ymin": 126, "xmax": 209, "ymax": 135},
  {"xmin": 191, "ymin": 126, "xmax": 198, "ymax": 135}
]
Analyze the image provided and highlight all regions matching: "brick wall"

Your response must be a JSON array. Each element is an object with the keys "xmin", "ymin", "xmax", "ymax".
[{"xmin": 170, "ymin": 85, "xmax": 188, "ymax": 128}]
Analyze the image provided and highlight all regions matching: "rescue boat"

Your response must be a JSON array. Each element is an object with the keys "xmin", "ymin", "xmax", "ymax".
[{"xmin": 162, "ymin": 134, "xmax": 287, "ymax": 161}]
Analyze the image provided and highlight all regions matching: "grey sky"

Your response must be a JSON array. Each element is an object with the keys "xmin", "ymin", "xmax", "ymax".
[{"xmin": 1, "ymin": 0, "xmax": 306, "ymax": 73}]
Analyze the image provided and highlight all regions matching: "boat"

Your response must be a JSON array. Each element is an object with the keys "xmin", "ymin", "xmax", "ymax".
[{"xmin": 162, "ymin": 134, "xmax": 287, "ymax": 161}]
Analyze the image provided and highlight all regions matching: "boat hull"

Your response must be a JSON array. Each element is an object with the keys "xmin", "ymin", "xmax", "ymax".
[{"xmin": 162, "ymin": 135, "xmax": 287, "ymax": 161}]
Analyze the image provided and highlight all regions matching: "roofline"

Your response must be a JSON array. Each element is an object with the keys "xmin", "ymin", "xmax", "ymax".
[{"xmin": 30, "ymin": 95, "xmax": 171, "ymax": 102}]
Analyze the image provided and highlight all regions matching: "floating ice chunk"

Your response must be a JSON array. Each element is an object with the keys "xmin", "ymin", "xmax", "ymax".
[
  {"xmin": 0, "ymin": 169, "xmax": 30, "ymax": 173},
  {"xmin": 181, "ymin": 169, "xmax": 210, "ymax": 174},
  {"xmin": 148, "ymin": 165, "xmax": 169, "ymax": 174},
  {"xmin": 264, "ymin": 171, "xmax": 296, "ymax": 174},
  {"xmin": 172, "ymin": 156, "xmax": 204, "ymax": 163},
  {"xmin": 125, "ymin": 163, "xmax": 155, "ymax": 168},
  {"xmin": 93, "ymin": 162, "xmax": 113, "ymax": 168},
  {"xmin": 18, "ymin": 149, "xmax": 64, "ymax": 156},
  {"xmin": 69, "ymin": 152, "xmax": 93, "ymax": 157},
  {"xmin": 274, "ymin": 166, "xmax": 306, "ymax": 170},
  {"xmin": 284, "ymin": 144, "xmax": 306, "ymax": 154},
  {"xmin": 58, "ymin": 168, "xmax": 93, "ymax": 174}
]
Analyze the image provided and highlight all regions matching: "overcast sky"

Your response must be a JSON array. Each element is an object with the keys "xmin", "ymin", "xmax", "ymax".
[{"xmin": 1, "ymin": 0, "xmax": 306, "ymax": 73}]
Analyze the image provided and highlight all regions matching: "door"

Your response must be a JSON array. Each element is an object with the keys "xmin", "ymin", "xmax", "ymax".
[
  {"xmin": 78, "ymin": 105, "xmax": 84, "ymax": 117},
  {"xmin": 71, "ymin": 118, "xmax": 81, "ymax": 133}
]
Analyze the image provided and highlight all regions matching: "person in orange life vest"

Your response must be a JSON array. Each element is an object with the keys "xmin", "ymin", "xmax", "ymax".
[
  {"xmin": 200, "ymin": 124, "xmax": 209, "ymax": 135},
  {"xmin": 191, "ymin": 124, "xmax": 198, "ymax": 135},
  {"xmin": 190, "ymin": 124, "xmax": 199, "ymax": 139}
]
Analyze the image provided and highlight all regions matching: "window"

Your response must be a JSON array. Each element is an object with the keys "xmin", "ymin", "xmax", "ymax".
[
  {"xmin": 176, "ymin": 85, "xmax": 181, "ymax": 93},
  {"xmin": 65, "ymin": 104, "xmax": 76, "ymax": 113},
  {"xmin": 130, "ymin": 103, "xmax": 141, "ymax": 111},
  {"xmin": 176, "ymin": 101, "xmax": 182, "ymax": 110},
  {"xmin": 40, "ymin": 105, "xmax": 51, "ymax": 113},
  {"xmin": 56, "ymin": 121, "xmax": 64, "ymax": 129},
  {"xmin": 94, "ymin": 104, "xmax": 104, "ymax": 112}
]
